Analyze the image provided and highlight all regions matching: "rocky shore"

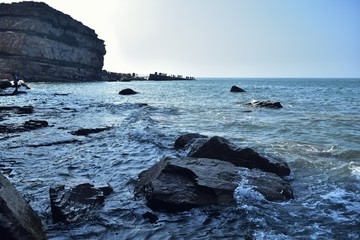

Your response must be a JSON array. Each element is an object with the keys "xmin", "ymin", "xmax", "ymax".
[{"xmin": 0, "ymin": 82, "xmax": 290, "ymax": 237}]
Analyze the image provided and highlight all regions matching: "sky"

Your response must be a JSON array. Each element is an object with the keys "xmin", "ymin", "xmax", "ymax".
[{"xmin": 2, "ymin": 0, "xmax": 360, "ymax": 78}]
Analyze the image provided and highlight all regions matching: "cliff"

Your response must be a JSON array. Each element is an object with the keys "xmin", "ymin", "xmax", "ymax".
[{"xmin": 0, "ymin": 1, "xmax": 106, "ymax": 82}]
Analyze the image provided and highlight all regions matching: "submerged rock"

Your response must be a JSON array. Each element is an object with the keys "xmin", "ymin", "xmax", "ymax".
[
  {"xmin": 245, "ymin": 101, "xmax": 283, "ymax": 108},
  {"xmin": 0, "ymin": 119, "xmax": 48, "ymax": 133},
  {"xmin": 119, "ymin": 88, "xmax": 138, "ymax": 95},
  {"xmin": 0, "ymin": 105, "xmax": 34, "ymax": 114},
  {"xmin": 230, "ymin": 85, "xmax": 246, "ymax": 92},
  {"xmin": 71, "ymin": 127, "xmax": 111, "ymax": 136},
  {"xmin": 49, "ymin": 183, "xmax": 113, "ymax": 223},
  {"xmin": 188, "ymin": 136, "xmax": 290, "ymax": 177},
  {"xmin": 135, "ymin": 157, "xmax": 293, "ymax": 212},
  {"xmin": 0, "ymin": 172, "xmax": 46, "ymax": 240}
]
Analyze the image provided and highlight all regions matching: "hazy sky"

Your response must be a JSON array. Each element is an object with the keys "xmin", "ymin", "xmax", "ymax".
[{"xmin": 2, "ymin": 0, "xmax": 360, "ymax": 77}]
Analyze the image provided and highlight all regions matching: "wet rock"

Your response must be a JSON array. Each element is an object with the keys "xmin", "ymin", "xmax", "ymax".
[
  {"xmin": 17, "ymin": 106, "xmax": 34, "ymax": 114},
  {"xmin": 238, "ymin": 168, "xmax": 294, "ymax": 201},
  {"xmin": 119, "ymin": 88, "xmax": 138, "ymax": 95},
  {"xmin": 245, "ymin": 101, "xmax": 283, "ymax": 108},
  {"xmin": 0, "ymin": 80, "xmax": 12, "ymax": 89},
  {"xmin": 142, "ymin": 211, "xmax": 158, "ymax": 224},
  {"xmin": 0, "ymin": 105, "xmax": 34, "ymax": 114},
  {"xmin": 23, "ymin": 120, "xmax": 48, "ymax": 130},
  {"xmin": 135, "ymin": 157, "xmax": 293, "ymax": 212},
  {"xmin": 71, "ymin": 127, "xmax": 111, "ymax": 136},
  {"xmin": 188, "ymin": 136, "xmax": 290, "ymax": 177},
  {"xmin": 0, "ymin": 119, "xmax": 48, "ymax": 133},
  {"xmin": 27, "ymin": 139, "xmax": 81, "ymax": 148},
  {"xmin": 230, "ymin": 85, "xmax": 246, "ymax": 92},
  {"xmin": 174, "ymin": 133, "xmax": 208, "ymax": 150},
  {"xmin": 49, "ymin": 183, "xmax": 113, "ymax": 223},
  {"xmin": 0, "ymin": 172, "xmax": 46, "ymax": 240}
]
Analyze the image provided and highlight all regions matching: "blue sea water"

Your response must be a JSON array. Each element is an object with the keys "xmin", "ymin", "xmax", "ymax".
[{"xmin": 0, "ymin": 78, "xmax": 359, "ymax": 239}]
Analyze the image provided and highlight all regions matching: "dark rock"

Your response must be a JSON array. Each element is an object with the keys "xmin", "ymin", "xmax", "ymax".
[
  {"xmin": 137, "ymin": 103, "xmax": 148, "ymax": 107},
  {"xmin": 174, "ymin": 133, "xmax": 208, "ymax": 149},
  {"xmin": 49, "ymin": 183, "xmax": 113, "ymax": 223},
  {"xmin": 135, "ymin": 157, "xmax": 293, "ymax": 212},
  {"xmin": 245, "ymin": 101, "xmax": 283, "ymax": 108},
  {"xmin": 0, "ymin": 119, "xmax": 48, "ymax": 133},
  {"xmin": 27, "ymin": 139, "xmax": 81, "ymax": 148},
  {"xmin": 17, "ymin": 106, "xmax": 34, "ymax": 114},
  {"xmin": 0, "ymin": 81, "xmax": 12, "ymax": 89},
  {"xmin": 188, "ymin": 136, "xmax": 290, "ymax": 177},
  {"xmin": 0, "ymin": 105, "xmax": 34, "ymax": 114},
  {"xmin": 71, "ymin": 127, "xmax": 111, "ymax": 136},
  {"xmin": 230, "ymin": 85, "xmax": 246, "ymax": 92},
  {"xmin": 23, "ymin": 120, "xmax": 48, "ymax": 130},
  {"xmin": 238, "ymin": 168, "xmax": 294, "ymax": 201},
  {"xmin": 0, "ymin": 172, "xmax": 46, "ymax": 240},
  {"xmin": 142, "ymin": 211, "xmax": 158, "ymax": 224},
  {"xmin": 119, "ymin": 88, "xmax": 138, "ymax": 95},
  {"xmin": 0, "ymin": 2, "xmax": 105, "ymax": 82}
]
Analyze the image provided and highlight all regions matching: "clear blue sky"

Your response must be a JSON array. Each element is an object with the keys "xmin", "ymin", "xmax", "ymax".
[{"xmin": 2, "ymin": 0, "xmax": 360, "ymax": 77}]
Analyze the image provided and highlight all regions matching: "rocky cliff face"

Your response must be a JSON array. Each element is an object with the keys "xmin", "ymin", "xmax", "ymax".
[{"xmin": 0, "ymin": 2, "xmax": 106, "ymax": 81}]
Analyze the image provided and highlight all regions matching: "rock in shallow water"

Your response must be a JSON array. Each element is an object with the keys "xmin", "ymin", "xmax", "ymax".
[
  {"xmin": 188, "ymin": 136, "xmax": 291, "ymax": 177},
  {"xmin": 135, "ymin": 157, "xmax": 293, "ymax": 212},
  {"xmin": 49, "ymin": 183, "xmax": 113, "ymax": 223},
  {"xmin": 0, "ymin": 172, "xmax": 46, "ymax": 240},
  {"xmin": 245, "ymin": 101, "xmax": 283, "ymax": 108},
  {"xmin": 119, "ymin": 88, "xmax": 138, "ymax": 95},
  {"xmin": 70, "ymin": 127, "xmax": 111, "ymax": 136},
  {"xmin": 230, "ymin": 85, "xmax": 246, "ymax": 92},
  {"xmin": 174, "ymin": 133, "xmax": 208, "ymax": 150}
]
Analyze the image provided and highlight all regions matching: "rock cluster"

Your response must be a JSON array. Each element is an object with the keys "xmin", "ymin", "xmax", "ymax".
[
  {"xmin": 135, "ymin": 134, "xmax": 293, "ymax": 212},
  {"xmin": 0, "ymin": 2, "xmax": 106, "ymax": 82}
]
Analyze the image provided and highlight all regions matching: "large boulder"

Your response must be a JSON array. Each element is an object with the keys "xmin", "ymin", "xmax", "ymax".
[
  {"xmin": 135, "ymin": 157, "xmax": 293, "ymax": 212},
  {"xmin": 0, "ymin": 172, "xmax": 46, "ymax": 240},
  {"xmin": 0, "ymin": 2, "xmax": 105, "ymax": 81},
  {"xmin": 49, "ymin": 183, "xmax": 113, "ymax": 223},
  {"xmin": 188, "ymin": 136, "xmax": 290, "ymax": 177}
]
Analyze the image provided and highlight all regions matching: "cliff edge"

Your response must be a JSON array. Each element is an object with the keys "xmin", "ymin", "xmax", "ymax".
[{"xmin": 0, "ymin": 1, "xmax": 106, "ymax": 81}]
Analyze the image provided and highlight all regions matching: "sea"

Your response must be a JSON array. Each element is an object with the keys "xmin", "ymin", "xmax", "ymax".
[{"xmin": 0, "ymin": 78, "xmax": 359, "ymax": 239}]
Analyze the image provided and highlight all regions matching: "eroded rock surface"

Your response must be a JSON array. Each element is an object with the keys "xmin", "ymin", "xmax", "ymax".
[
  {"xmin": 49, "ymin": 183, "xmax": 113, "ymax": 223},
  {"xmin": 0, "ymin": 2, "xmax": 105, "ymax": 81},
  {"xmin": 188, "ymin": 136, "xmax": 291, "ymax": 177},
  {"xmin": 0, "ymin": 172, "xmax": 46, "ymax": 240},
  {"xmin": 135, "ymin": 157, "xmax": 293, "ymax": 212}
]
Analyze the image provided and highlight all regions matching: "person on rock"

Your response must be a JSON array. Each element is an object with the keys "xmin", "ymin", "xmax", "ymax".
[{"xmin": 12, "ymin": 73, "xmax": 19, "ymax": 94}]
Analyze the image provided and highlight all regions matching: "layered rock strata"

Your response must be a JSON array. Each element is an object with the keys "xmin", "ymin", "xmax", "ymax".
[{"xmin": 0, "ymin": 2, "xmax": 106, "ymax": 81}]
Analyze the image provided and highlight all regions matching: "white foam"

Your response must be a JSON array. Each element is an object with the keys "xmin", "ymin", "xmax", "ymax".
[{"xmin": 349, "ymin": 162, "xmax": 360, "ymax": 180}]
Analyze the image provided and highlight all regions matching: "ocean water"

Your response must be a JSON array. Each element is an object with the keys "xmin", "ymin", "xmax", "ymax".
[{"xmin": 0, "ymin": 78, "xmax": 359, "ymax": 239}]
